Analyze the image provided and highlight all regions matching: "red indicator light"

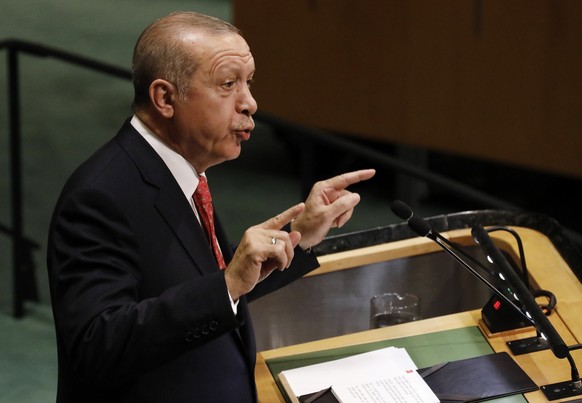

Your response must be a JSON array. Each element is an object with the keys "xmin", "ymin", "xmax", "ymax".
[{"xmin": 493, "ymin": 300, "xmax": 502, "ymax": 311}]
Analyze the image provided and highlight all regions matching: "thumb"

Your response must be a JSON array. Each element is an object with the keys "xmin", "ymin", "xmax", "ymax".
[
  {"xmin": 260, "ymin": 203, "xmax": 305, "ymax": 230},
  {"xmin": 288, "ymin": 230, "xmax": 302, "ymax": 248}
]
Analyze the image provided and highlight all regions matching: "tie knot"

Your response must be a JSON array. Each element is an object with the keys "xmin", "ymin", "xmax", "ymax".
[{"xmin": 194, "ymin": 176, "xmax": 212, "ymax": 205}]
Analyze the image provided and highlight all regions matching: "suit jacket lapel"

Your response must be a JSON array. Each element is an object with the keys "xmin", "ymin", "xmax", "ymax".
[{"xmin": 115, "ymin": 120, "xmax": 219, "ymax": 275}]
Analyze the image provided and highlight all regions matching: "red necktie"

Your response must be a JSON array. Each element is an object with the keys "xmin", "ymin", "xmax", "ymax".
[{"xmin": 193, "ymin": 176, "xmax": 226, "ymax": 270}]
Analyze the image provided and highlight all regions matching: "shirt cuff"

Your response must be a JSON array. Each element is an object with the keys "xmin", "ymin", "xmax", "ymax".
[{"xmin": 228, "ymin": 291, "xmax": 239, "ymax": 315}]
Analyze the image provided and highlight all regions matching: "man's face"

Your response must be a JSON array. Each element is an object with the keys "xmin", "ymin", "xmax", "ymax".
[{"xmin": 172, "ymin": 32, "xmax": 257, "ymax": 172}]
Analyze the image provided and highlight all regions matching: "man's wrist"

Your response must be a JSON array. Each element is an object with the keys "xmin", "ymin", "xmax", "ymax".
[{"xmin": 299, "ymin": 244, "xmax": 315, "ymax": 257}]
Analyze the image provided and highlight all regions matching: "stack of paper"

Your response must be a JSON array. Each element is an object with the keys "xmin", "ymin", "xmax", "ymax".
[{"xmin": 278, "ymin": 347, "xmax": 439, "ymax": 403}]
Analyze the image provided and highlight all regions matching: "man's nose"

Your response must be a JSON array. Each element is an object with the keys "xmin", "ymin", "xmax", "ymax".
[{"xmin": 238, "ymin": 85, "xmax": 258, "ymax": 116}]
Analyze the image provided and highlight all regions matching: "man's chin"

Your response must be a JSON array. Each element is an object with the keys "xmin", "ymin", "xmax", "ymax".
[{"xmin": 224, "ymin": 146, "xmax": 242, "ymax": 161}]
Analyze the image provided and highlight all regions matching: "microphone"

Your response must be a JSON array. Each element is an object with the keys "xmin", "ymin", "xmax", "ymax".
[
  {"xmin": 392, "ymin": 200, "xmax": 436, "ymax": 239},
  {"xmin": 391, "ymin": 200, "xmax": 413, "ymax": 221},
  {"xmin": 390, "ymin": 200, "xmax": 532, "ymax": 326},
  {"xmin": 408, "ymin": 215, "xmax": 433, "ymax": 239},
  {"xmin": 471, "ymin": 225, "xmax": 568, "ymax": 358},
  {"xmin": 391, "ymin": 201, "xmax": 497, "ymax": 277},
  {"xmin": 472, "ymin": 225, "xmax": 581, "ymax": 398}
]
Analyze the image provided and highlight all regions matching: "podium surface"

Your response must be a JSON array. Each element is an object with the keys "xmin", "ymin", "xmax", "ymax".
[{"xmin": 254, "ymin": 217, "xmax": 582, "ymax": 402}]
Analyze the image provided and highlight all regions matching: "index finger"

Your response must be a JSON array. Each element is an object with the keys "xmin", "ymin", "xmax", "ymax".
[
  {"xmin": 260, "ymin": 202, "xmax": 305, "ymax": 230},
  {"xmin": 326, "ymin": 169, "xmax": 376, "ymax": 190}
]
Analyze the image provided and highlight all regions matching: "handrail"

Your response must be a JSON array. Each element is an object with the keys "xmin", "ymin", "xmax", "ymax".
[
  {"xmin": 0, "ymin": 39, "xmax": 132, "ymax": 80},
  {"xmin": 1, "ymin": 39, "xmax": 519, "ymax": 211},
  {"xmin": 255, "ymin": 112, "xmax": 519, "ymax": 211},
  {"xmin": 0, "ymin": 223, "xmax": 40, "ymax": 249},
  {"xmin": 256, "ymin": 112, "xmax": 582, "ymax": 247},
  {"xmin": 1, "ymin": 39, "xmax": 132, "ymax": 318},
  {"xmin": 3, "ymin": 39, "xmax": 579, "ymax": 318}
]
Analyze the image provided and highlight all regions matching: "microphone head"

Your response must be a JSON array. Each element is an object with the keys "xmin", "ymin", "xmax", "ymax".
[
  {"xmin": 391, "ymin": 200, "xmax": 413, "ymax": 221},
  {"xmin": 408, "ymin": 215, "xmax": 432, "ymax": 237}
]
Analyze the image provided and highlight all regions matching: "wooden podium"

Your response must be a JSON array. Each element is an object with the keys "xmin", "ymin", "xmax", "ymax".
[{"xmin": 254, "ymin": 213, "xmax": 582, "ymax": 402}]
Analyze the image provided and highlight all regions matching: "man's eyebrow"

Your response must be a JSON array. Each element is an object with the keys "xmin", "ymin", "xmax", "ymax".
[{"xmin": 213, "ymin": 65, "xmax": 254, "ymax": 77}]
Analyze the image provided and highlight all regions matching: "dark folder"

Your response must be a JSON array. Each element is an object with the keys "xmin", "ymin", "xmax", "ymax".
[
  {"xmin": 299, "ymin": 352, "xmax": 537, "ymax": 403},
  {"xmin": 299, "ymin": 387, "xmax": 337, "ymax": 403},
  {"xmin": 418, "ymin": 352, "xmax": 538, "ymax": 402}
]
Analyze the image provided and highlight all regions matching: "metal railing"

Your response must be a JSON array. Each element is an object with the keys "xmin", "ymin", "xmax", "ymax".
[
  {"xmin": 1, "ymin": 39, "xmax": 131, "ymax": 318},
  {"xmin": 1, "ymin": 39, "xmax": 564, "ymax": 318}
]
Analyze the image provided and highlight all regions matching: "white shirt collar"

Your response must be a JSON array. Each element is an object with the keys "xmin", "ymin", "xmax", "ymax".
[{"xmin": 130, "ymin": 115, "xmax": 202, "ymax": 200}]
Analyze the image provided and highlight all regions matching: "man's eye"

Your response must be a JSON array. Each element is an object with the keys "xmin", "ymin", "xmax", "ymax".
[{"xmin": 223, "ymin": 80, "xmax": 235, "ymax": 89}]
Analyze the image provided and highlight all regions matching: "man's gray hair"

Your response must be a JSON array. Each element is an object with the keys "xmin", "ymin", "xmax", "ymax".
[{"xmin": 132, "ymin": 12, "xmax": 240, "ymax": 110}]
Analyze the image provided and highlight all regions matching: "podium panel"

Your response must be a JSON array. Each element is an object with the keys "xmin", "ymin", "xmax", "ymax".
[
  {"xmin": 254, "ymin": 211, "xmax": 582, "ymax": 402},
  {"xmin": 250, "ymin": 246, "xmax": 493, "ymax": 351}
]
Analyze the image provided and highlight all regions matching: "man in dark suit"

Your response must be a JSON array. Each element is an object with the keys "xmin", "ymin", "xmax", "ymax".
[{"xmin": 47, "ymin": 11, "xmax": 375, "ymax": 402}]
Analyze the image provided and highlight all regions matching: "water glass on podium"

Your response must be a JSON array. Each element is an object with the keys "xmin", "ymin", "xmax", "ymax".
[{"xmin": 370, "ymin": 292, "xmax": 421, "ymax": 329}]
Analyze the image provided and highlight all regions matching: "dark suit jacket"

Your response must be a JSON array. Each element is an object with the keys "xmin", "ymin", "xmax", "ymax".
[{"xmin": 46, "ymin": 119, "xmax": 319, "ymax": 402}]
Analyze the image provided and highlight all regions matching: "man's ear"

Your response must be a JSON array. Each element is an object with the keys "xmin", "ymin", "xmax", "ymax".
[{"xmin": 149, "ymin": 79, "xmax": 176, "ymax": 118}]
